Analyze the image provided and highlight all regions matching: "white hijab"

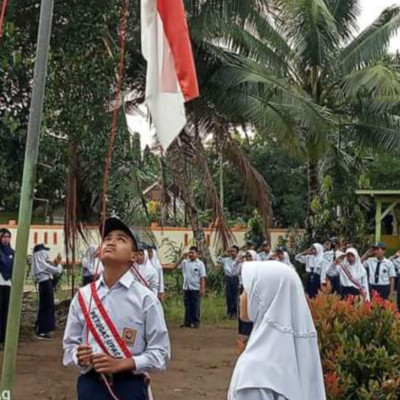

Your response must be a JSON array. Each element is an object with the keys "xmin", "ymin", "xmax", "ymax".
[
  {"xmin": 136, "ymin": 250, "xmax": 159, "ymax": 294},
  {"xmin": 228, "ymin": 261, "xmax": 326, "ymax": 400},
  {"xmin": 246, "ymin": 250, "xmax": 258, "ymax": 261},
  {"xmin": 150, "ymin": 249, "xmax": 165, "ymax": 294},
  {"xmin": 342, "ymin": 248, "xmax": 364, "ymax": 278},
  {"xmin": 282, "ymin": 251, "xmax": 295, "ymax": 269},
  {"xmin": 308, "ymin": 243, "xmax": 324, "ymax": 269}
]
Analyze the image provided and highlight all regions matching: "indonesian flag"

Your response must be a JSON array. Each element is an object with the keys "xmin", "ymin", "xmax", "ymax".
[{"xmin": 141, "ymin": 0, "xmax": 199, "ymax": 149}]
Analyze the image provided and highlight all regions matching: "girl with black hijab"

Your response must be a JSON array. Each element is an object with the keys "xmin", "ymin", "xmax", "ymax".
[{"xmin": 0, "ymin": 228, "xmax": 15, "ymax": 345}]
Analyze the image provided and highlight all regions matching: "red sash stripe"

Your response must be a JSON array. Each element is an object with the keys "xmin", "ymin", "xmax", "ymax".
[
  {"xmin": 90, "ymin": 282, "xmax": 132, "ymax": 358},
  {"xmin": 78, "ymin": 291, "xmax": 110, "ymax": 355}
]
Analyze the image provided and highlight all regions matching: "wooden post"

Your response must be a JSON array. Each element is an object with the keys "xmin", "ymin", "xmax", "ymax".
[{"xmin": 376, "ymin": 199, "xmax": 382, "ymax": 243}]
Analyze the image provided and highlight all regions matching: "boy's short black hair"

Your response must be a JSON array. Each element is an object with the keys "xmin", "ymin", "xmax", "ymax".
[
  {"xmin": 232, "ymin": 245, "xmax": 239, "ymax": 252},
  {"xmin": 189, "ymin": 246, "xmax": 198, "ymax": 253}
]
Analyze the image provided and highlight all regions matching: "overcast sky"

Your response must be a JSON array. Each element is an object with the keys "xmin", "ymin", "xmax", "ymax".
[
  {"xmin": 359, "ymin": 0, "xmax": 400, "ymax": 51},
  {"xmin": 131, "ymin": 1, "xmax": 400, "ymax": 148}
]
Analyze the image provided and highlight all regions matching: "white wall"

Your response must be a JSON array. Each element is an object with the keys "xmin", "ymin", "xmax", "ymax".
[{"xmin": 1, "ymin": 224, "xmax": 298, "ymax": 266}]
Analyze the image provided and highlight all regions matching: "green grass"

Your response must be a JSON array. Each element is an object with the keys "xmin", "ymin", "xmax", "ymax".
[{"xmin": 163, "ymin": 294, "xmax": 237, "ymax": 328}]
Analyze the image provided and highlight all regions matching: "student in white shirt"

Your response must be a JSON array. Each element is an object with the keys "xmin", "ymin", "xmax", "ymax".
[
  {"xmin": 218, "ymin": 245, "xmax": 240, "ymax": 318},
  {"xmin": 295, "ymin": 243, "xmax": 327, "ymax": 298},
  {"xmin": 270, "ymin": 247, "xmax": 295, "ymax": 269},
  {"xmin": 63, "ymin": 218, "xmax": 170, "ymax": 400},
  {"xmin": 81, "ymin": 245, "xmax": 104, "ymax": 286},
  {"xmin": 257, "ymin": 241, "xmax": 272, "ymax": 261},
  {"xmin": 362, "ymin": 242, "xmax": 396, "ymax": 300},
  {"xmin": 228, "ymin": 261, "xmax": 326, "ymax": 400},
  {"xmin": 31, "ymin": 244, "xmax": 63, "ymax": 340},
  {"xmin": 147, "ymin": 246, "xmax": 165, "ymax": 299},
  {"xmin": 324, "ymin": 237, "xmax": 341, "ymax": 294},
  {"xmin": 134, "ymin": 246, "xmax": 160, "ymax": 295},
  {"xmin": 390, "ymin": 250, "xmax": 400, "ymax": 308},
  {"xmin": 175, "ymin": 246, "xmax": 207, "ymax": 329},
  {"xmin": 0, "ymin": 228, "xmax": 14, "ymax": 345},
  {"xmin": 334, "ymin": 248, "xmax": 369, "ymax": 301}
]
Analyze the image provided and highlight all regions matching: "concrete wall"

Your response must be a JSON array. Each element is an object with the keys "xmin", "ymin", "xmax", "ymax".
[{"xmin": 0, "ymin": 224, "xmax": 298, "ymax": 266}]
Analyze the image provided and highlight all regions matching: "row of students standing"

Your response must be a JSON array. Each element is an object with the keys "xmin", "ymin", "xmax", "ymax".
[{"xmin": 296, "ymin": 239, "xmax": 399, "ymax": 303}]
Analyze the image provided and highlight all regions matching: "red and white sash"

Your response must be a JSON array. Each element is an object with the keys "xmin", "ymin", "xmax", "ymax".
[
  {"xmin": 78, "ymin": 281, "xmax": 154, "ymax": 399},
  {"xmin": 341, "ymin": 263, "xmax": 363, "ymax": 292},
  {"xmin": 78, "ymin": 282, "xmax": 132, "ymax": 359}
]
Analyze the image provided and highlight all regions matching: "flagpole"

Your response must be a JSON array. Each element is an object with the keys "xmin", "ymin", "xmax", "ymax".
[{"xmin": 0, "ymin": 0, "xmax": 54, "ymax": 394}]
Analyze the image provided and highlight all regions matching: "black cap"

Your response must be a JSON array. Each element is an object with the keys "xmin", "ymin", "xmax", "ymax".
[
  {"xmin": 372, "ymin": 242, "xmax": 386, "ymax": 249},
  {"xmin": 34, "ymin": 244, "xmax": 50, "ymax": 253},
  {"xmin": 275, "ymin": 246, "xmax": 286, "ymax": 253},
  {"xmin": 100, "ymin": 218, "xmax": 139, "ymax": 250},
  {"xmin": 329, "ymin": 237, "xmax": 340, "ymax": 244}
]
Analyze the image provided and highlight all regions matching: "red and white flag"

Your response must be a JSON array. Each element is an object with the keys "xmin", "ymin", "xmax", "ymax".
[{"xmin": 140, "ymin": 0, "xmax": 199, "ymax": 149}]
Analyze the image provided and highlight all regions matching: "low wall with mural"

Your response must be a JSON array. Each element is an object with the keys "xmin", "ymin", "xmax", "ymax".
[{"xmin": 0, "ymin": 224, "xmax": 300, "ymax": 267}]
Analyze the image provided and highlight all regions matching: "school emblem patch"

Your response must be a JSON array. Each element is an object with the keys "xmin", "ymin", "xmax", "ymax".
[{"xmin": 122, "ymin": 328, "xmax": 137, "ymax": 347}]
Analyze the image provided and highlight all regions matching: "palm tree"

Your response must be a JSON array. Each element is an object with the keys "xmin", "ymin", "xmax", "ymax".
[
  {"xmin": 126, "ymin": 0, "xmax": 274, "ymax": 263},
  {"xmin": 209, "ymin": 0, "xmax": 400, "ymax": 235}
]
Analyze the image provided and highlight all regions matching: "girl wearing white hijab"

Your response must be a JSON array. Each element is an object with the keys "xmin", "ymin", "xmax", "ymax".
[
  {"xmin": 134, "ymin": 247, "xmax": 160, "ymax": 295},
  {"xmin": 295, "ymin": 243, "xmax": 327, "ymax": 298},
  {"xmin": 148, "ymin": 246, "xmax": 165, "ymax": 299},
  {"xmin": 334, "ymin": 248, "xmax": 370, "ymax": 301},
  {"xmin": 31, "ymin": 244, "xmax": 63, "ymax": 340},
  {"xmin": 81, "ymin": 245, "xmax": 104, "ymax": 286},
  {"xmin": 229, "ymin": 261, "xmax": 326, "ymax": 400}
]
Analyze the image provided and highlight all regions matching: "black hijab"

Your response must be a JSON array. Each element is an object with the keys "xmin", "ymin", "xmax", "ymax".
[{"xmin": 0, "ymin": 229, "xmax": 15, "ymax": 281}]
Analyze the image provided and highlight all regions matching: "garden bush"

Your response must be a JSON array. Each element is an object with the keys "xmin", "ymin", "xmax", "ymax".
[{"xmin": 309, "ymin": 293, "xmax": 400, "ymax": 399}]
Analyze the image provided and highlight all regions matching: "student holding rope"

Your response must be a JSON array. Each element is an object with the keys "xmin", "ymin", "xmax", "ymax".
[{"xmin": 63, "ymin": 218, "xmax": 170, "ymax": 400}]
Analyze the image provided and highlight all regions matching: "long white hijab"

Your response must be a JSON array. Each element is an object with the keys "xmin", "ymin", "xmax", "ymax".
[
  {"xmin": 308, "ymin": 243, "xmax": 324, "ymax": 269},
  {"xmin": 228, "ymin": 261, "xmax": 326, "ymax": 400},
  {"xmin": 136, "ymin": 250, "xmax": 159, "ymax": 294}
]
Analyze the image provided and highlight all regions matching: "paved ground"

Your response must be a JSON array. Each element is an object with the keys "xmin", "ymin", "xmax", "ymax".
[{"xmin": 0, "ymin": 323, "xmax": 238, "ymax": 400}]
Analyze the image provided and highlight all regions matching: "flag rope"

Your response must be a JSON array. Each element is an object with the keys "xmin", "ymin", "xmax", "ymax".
[{"xmin": 84, "ymin": 1, "xmax": 129, "ymax": 399}]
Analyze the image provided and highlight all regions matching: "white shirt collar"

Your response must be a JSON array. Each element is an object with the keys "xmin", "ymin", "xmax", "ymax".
[{"xmin": 98, "ymin": 268, "xmax": 134, "ymax": 290}]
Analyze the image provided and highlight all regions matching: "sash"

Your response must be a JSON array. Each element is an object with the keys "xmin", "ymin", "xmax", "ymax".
[
  {"xmin": 131, "ymin": 264, "xmax": 150, "ymax": 289},
  {"xmin": 78, "ymin": 282, "xmax": 154, "ymax": 399},
  {"xmin": 78, "ymin": 282, "xmax": 132, "ymax": 358},
  {"xmin": 341, "ymin": 263, "xmax": 363, "ymax": 292}
]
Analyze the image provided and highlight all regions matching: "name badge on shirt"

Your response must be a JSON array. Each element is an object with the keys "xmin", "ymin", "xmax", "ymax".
[{"xmin": 122, "ymin": 327, "xmax": 137, "ymax": 347}]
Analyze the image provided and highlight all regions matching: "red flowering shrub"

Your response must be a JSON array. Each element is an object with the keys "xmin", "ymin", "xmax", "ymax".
[{"xmin": 309, "ymin": 293, "xmax": 400, "ymax": 399}]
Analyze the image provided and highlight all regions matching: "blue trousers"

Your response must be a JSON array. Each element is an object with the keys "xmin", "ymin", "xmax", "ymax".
[
  {"xmin": 36, "ymin": 280, "xmax": 56, "ymax": 334},
  {"xmin": 77, "ymin": 371, "xmax": 148, "ymax": 400},
  {"xmin": 183, "ymin": 290, "xmax": 201, "ymax": 327},
  {"xmin": 306, "ymin": 272, "xmax": 321, "ymax": 298},
  {"xmin": 225, "ymin": 276, "xmax": 239, "ymax": 317},
  {"xmin": 370, "ymin": 284, "xmax": 390, "ymax": 300}
]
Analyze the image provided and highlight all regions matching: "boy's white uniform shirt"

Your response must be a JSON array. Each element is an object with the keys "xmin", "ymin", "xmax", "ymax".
[
  {"xmin": 63, "ymin": 269, "xmax": 170, "ymax": 374},
  {"xmin": 363, "ymin": 258, "xmax": 396, "ymax": 286},
  {"xmin": 179, "ymin": 259, "xmax": 207, "ymax": 290},
  {"xmin": 218, "ymin": 257, "xmax": 237, "ymax": 278}
]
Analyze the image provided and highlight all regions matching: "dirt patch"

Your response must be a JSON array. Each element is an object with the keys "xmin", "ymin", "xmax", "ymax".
[{"xmin": 1, "ymin": 323, "xmax": 238, "ymax": 400}]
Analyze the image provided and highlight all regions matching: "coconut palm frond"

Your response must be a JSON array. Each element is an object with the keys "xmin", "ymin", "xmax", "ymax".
[
  {"xmin": 222, "ymin": 135, "xmax": 272, "ymax": 235},
  {"xmin": 193, "ymin": 135, "xmax": 234, "ymax": 250},
  {"xmin": 340, "ymin": 6, "xmax": 400, "ymax": 74}
]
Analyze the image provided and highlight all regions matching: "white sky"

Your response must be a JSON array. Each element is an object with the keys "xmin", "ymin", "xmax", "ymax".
[
  {"xmin": 359, "ymin": 0, "xmax": 400, "ymax": 51},
  {"xmin": 131, "ymin": 1, "xmax": 400, "ymax": 149}
]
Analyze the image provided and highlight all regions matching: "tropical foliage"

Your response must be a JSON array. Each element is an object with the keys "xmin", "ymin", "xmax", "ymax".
[{"xmin": 310, "ymin": 293, "xmax": 400, "ymax": 399}]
